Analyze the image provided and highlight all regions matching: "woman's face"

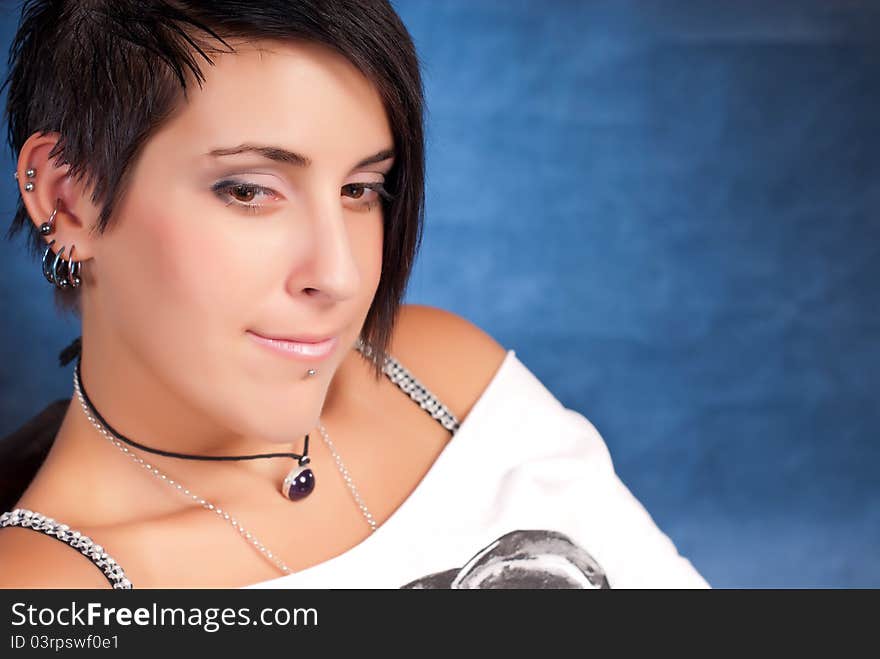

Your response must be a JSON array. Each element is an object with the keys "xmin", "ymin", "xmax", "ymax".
[{"xmin": 85, "ymin": 39, "xmax": 392, "ymax": 445}]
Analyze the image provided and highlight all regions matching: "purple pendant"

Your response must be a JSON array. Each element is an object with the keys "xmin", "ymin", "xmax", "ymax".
[{"xmin": 281, "ymin": 464, "xmax": 315, "ymax": 501}]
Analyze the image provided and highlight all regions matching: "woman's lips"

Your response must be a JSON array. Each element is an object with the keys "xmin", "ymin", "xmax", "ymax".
[{"xmin": 246, "ymin": 330, "xmax": 339, "ymax": 362}]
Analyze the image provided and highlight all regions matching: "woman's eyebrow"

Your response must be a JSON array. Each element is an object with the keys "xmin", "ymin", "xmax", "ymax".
[{"xmin": 206, "ymin": 144, "xmax": 395, "ymax": 170}]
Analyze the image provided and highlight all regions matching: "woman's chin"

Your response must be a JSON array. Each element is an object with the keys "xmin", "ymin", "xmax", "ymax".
[{"xmin": 244, "ymin": 412, "xmax": 323, "ymax": 448}]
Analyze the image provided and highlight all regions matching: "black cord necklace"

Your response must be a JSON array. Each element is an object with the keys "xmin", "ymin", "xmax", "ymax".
[{"xmin": 73, "ymin": 354, "xmax": 316, "ymax": 501}]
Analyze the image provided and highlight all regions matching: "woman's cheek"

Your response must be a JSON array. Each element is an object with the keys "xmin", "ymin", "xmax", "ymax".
[
  {"xmin": 347, "ymin": 211, "xmax": 383, "ymax": 281},
  {"xmin": 144, "ymin": 208, "xmax": 207, "ymax": 307},
  {"xmin": 139, "ymin": 187, "xmax": 240, "ymax": 316}
]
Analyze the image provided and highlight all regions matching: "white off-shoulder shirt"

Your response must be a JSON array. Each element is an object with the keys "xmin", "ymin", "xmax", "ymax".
[
  {"xmin": 1, "ymin": 349, "xmax": 709, "ymax": 589},
  {"xmin": 243, "ymin": 349, "xmax": 709, "ymax": 589}
]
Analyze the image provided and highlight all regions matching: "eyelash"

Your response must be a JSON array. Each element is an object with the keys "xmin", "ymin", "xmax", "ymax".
[{"xmin": 211, "ymin": 179, "xmax": 396, "ymax": 215}]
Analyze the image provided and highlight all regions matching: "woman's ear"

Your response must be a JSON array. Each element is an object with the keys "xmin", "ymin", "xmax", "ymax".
[{"xmin": 16, "ymin": 131, "xmax": 102, "ymax": 262}]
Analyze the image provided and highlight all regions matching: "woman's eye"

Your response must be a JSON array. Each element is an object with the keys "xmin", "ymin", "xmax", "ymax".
[
  {"xmin": 212, "ymin": 180, "xmax": 395, "ymax": 215},
  {"xmin": 211, "ymin": 180, "xmax": 277, "ymax": 214},
  {"xmin": 342, "ymin": 182, "xmax": 394, "ymax": 209},
  {"xmin": 228, "ymin": 184, "xmax": 257, "ymax": 203}
]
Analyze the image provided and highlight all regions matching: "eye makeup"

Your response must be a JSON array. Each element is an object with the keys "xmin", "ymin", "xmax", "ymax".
[
  {"xmin": 211, "ymin": 179, "xmax": 279, "ymax": 215},
  {"xmin": 341, "ymin": 181, "xmax": 395, "ymax": 207},
  {"xmin": 211, "ymin": 178, "xmax": 396, "ymax": 214}
]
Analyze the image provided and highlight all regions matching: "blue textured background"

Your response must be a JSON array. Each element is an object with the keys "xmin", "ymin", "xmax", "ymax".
[{"xmin": 1, "ymin": 1, "xmax": 878, "ymax": 587}]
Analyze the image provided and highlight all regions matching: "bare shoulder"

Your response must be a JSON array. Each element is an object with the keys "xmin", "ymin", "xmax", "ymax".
[
  {"xmin": 0, "ymin": 526, "xmax": 112, "ymax": 589},
  {"xmin": 388, "ymin": 304, "xmax": 509, "ymax": 423}
]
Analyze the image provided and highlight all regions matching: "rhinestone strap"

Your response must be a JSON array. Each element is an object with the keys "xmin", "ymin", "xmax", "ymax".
[
  {"xmin": 356, "ymin": 339, "xmax": 461, "ymax": 433},
  {"xmin": 0, "ymin": 508, "xmax": 132, "ymax": 589}
]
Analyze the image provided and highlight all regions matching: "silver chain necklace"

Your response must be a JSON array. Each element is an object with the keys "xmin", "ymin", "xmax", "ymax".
[{"xmin": 72, "ymin": 365, "xmax": 376, "ymax": 576}]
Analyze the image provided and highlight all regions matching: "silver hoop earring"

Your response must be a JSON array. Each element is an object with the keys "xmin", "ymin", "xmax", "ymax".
[
  {"xmin": 67, "ymin": 244, "xmax": 81, "ymax": 288},
  {"xmin": 41, "ymin": 239, "xmax": 57, "ymax": 284},
  {"xmin": 40, "ymin": 239, "xmax": 82, "ymax": 290},
  {"xmin": 52, "ymin": 245, "xmax": 70, "ymax": 289}
]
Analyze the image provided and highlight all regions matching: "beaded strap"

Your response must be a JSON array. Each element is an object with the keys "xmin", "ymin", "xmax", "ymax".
[
  {"xmin": 0, "ymin": 508, "xmax": 132, "ymax": 589},
  {"xmin": 356, "ymin": 339, "xmax": 461, "ymax": 433}
]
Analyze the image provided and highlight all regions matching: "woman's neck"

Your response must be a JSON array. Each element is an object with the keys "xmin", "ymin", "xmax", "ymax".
[{"xmin": 21, "ymin": 340, "xmax": 370, "ymax": 527}]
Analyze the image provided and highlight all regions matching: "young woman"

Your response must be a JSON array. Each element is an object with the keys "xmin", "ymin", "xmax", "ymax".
[{"xmin": 0, "ymin": 0, "xmax": 709, "ymax": 589}]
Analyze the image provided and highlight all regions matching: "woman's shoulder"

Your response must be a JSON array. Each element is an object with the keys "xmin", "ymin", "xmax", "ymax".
[
  {"xmin": 390, "ymin": 304, "xmax": 509, "ymax": 424},
  {"xmin": 0, "ymin": 522, "xmax": 113, "ymax": 589}
]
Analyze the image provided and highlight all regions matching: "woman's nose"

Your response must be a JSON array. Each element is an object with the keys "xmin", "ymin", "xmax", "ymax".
[{"xmin": 288, "ymin": 198, "xmax": 362, "ymax": 301}]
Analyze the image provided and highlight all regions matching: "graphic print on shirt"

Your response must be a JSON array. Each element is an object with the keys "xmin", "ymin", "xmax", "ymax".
[{"xmin": 400, "ymin": 529, "xmax": 610, "ymax": 589}]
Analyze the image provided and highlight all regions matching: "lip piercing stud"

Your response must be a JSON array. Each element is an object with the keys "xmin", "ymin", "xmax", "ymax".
[{"xmin": 307, "ymin": 369, "xmax": 317, "ymax": 377}]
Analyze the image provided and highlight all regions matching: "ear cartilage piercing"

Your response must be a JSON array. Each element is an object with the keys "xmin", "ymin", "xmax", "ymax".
[
  {"xmin": 24, "ymin": 182, "xmax": 34, "ymax": 192},
  {"xmin": 13, "ymin": 167, "xmax": 36, "ymax": 181},
  {"xmin": 39, "ymin": 204, "xmax": 59, "ymax": 236}
]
